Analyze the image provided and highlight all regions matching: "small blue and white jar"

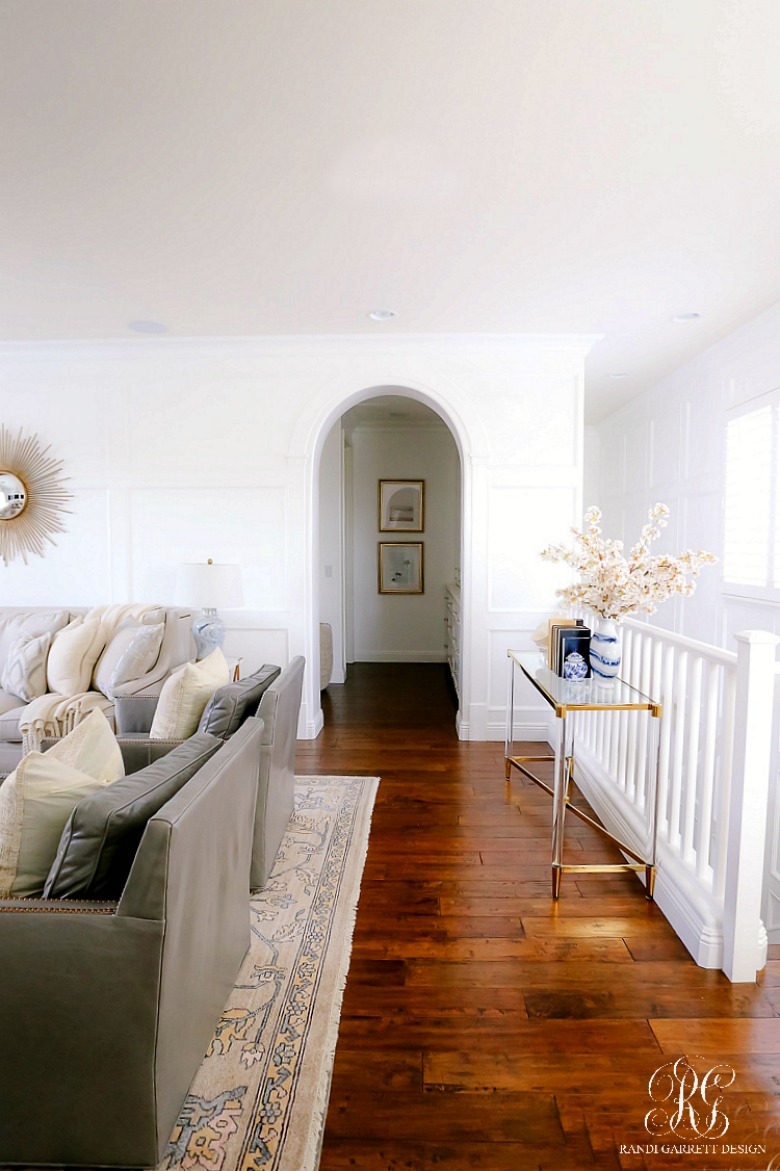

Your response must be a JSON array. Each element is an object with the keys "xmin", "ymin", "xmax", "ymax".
[
  {"xmin": 589, "ymin": 618, "xmax": 622, "ymax": 683},
  {"xmin": 562, "ymin": 651, "xmax": 589, "ymax": 681}
]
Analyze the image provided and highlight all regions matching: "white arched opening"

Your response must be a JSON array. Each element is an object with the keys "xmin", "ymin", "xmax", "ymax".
[{"xmin": 302, "ymin": 382, "xmax": 472, "ymax": 739}]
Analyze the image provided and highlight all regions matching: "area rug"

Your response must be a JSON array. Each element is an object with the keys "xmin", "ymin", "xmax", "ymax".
[{"xmin": 159, "ymin": 774, "xmax": 379, "ymax": 1171}]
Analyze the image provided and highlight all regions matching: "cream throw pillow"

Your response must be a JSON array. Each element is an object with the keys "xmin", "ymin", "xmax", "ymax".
[
  {"xmin": 0, "ymin": 631, "xmax": 52, "ymax": 702},
  {"xmin": 0, "ymin": 754, "xmax": 113, "ymax": 898},
  {"xmin": 47, "ymin": 619, "xmax": 105, "ymax": 695},
  {"xmin": 0, "ymin": 708, "xmax": 123, "ymax": 898},
  {"xmin": 150, "ymin": 648, "xmax": 229, "ymax": 740},
  {"xmin": 48, "ymin": 708, "xmax": 125, "ymax": 783}
]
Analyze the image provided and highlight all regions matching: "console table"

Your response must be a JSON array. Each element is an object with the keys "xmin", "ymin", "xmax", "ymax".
[{"xmin": 505, "ymin": 650, "xmax": 662, "ymax": 899}]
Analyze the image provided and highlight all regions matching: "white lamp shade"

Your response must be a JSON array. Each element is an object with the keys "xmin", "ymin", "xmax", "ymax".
[{"xmin": 175, "ymin": 562, "xmax": 244, "ymax": 610}]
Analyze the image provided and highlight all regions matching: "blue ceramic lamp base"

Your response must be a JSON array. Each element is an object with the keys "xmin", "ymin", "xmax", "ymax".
[{"xmin": 192, "ymin": 608, "xmax": 226, "ymax": 660}]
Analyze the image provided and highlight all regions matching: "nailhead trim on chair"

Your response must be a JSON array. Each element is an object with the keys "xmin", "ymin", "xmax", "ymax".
[
  {"xmin": 0, "ymin": 898, "xmax": 118, "ymax": 914},
  {"xmin": 115, "ymin": 737, "xmax": 186, "ymax": 745}
]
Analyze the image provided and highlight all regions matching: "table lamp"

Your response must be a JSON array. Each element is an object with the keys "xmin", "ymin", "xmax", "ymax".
[{"xmin": 175, "ymin": 559, "xmax": 243, "ymax": 660}]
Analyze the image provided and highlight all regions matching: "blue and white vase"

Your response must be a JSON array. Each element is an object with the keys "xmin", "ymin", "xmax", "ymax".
[{"xmin": 589, "ymin": 617, "xmax": 622, "ymax": 683}]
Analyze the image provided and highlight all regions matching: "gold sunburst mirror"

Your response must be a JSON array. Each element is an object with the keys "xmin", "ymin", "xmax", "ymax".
[{"xmin": 0, "ymin": 427, "xmax": 72, "ymax": 566}]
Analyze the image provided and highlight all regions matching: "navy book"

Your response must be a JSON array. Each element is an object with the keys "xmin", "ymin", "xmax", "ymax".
[{"xmin": 556, "ymin": 626, "xmax": 591, "ymax": 679}]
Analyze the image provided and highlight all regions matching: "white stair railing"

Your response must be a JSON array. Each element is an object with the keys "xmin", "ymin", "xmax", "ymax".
[{"xmin": 571, "ymin": 619, "xmax": 779, "ymax": 982}]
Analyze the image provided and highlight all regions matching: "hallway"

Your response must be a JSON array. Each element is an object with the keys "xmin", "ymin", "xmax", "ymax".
[{"xmin": 296, "ymin": 664, "xmax": 780, "ymax": 1170}]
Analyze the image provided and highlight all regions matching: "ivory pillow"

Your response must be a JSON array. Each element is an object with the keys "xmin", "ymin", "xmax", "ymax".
[
  {"xmin": 150, "ymin": 649, "xmax": 229, "ymax": 740},
  {"xmin": 47, "ymin": 619, "xmax": 105, "ymax": 695},
  {"xmin": 0, "ymin": 753, "xmax": 113, "ymax": 898},
  {"xmin": 0, "ymin": 632, "xmax": 52, "ymax": 702},
  {"xmin": 48, "ymin": 708, "xmax": 125, "ymax": 784},
  {"xmin": 93, "ymin": 623, "xmax": 164, "ymax": 698}
]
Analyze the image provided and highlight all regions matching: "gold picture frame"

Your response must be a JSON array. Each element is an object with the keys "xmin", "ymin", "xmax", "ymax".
[
  {"xmin": 378, "ymin": 542, "xmax": 424, "ymax": 594},
  {"xmin": 378, "ymin": 480, "xmax": 424, "ymax": 532}
]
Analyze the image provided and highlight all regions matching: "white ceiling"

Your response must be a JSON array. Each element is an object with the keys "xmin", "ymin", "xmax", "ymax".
[
  {"xmin": 3, "ymin": 1, "xmax": 780, "ymax": 420},
  {"xmin": 342, "ymin": 392, "xmax": 446, "ymax": 435}
]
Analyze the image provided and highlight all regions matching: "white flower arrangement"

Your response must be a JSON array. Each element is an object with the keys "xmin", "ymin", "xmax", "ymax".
[{"xmin": 540, "ymin": 504, "xmax": 716, "ymax": 621}]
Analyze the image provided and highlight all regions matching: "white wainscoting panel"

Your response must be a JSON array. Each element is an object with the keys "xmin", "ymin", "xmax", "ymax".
[
  {"xmin": 487, "ymin": 625, "xmax": 554, "ymax": 742},
  {"xmin": 0, "ymin": 488, "xmax": 112, "ymax": 606},
  {"xmin": 128, "ymin": 486, "xmax": 289, "ymax": 609},
  {"xmin": 487, "ymin": 484, "xmax": 575, "ymax": 612},
  {"xmin": 222, "ymin": 624, "xmax": 290, "ymax": 676}
]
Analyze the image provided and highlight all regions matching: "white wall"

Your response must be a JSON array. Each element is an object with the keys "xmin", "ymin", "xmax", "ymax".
[
  {"xmin": 587, "ymin": 296, "xmax": 780, "ymax": 941},
  {"xmin": 318, "ymin": 421, "xmax": 346, "ymax": 683},
  {"xmin": 587, "ymin": 297, "xmax": 780, "ymax": 648},
  {"xmin": 0, "ymin": 332, "xmax": 590, "ymax": 740},
  {"xmin": 349, "ymin": 419, "xmax": 459, "ymax": 662}
]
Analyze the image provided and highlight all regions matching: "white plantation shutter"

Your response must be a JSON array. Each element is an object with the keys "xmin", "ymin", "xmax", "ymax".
[{"xmin": 724, "ymin": 391, "xmax": 780, "ymax": 591}]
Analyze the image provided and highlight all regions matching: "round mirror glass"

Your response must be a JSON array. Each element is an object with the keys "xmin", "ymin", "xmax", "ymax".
[{"xmin": 0, "ymin": 472, "xmax": 27, "ymax": 519}]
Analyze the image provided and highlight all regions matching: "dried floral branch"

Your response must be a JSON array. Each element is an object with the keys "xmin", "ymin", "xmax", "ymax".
[{"xmin": 540, "ymin": 504, "xmax": 716, "ymax": 620}]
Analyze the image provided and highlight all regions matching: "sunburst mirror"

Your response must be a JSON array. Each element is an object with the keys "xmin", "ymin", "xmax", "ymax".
[{"xmin": 0, "ymin": 427, "xmax": 72, "ymax": 566}]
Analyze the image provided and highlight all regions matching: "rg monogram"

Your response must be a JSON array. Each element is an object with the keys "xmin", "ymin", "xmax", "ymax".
[{"xmin": 644, "ymin": 1056, "xmax": 735, "ymax": 1139}]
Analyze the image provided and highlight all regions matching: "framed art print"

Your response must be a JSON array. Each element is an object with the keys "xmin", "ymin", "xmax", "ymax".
[
  {"xmin": 378, "ymin": 542, "xmax": 424, "ymax": 594},
  {"xmin": 378, "ymin": 480, "xmax": 424, "ymax": 532}
]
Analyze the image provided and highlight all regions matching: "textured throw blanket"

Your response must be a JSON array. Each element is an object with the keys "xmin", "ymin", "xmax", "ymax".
[
  {"xmin": 19, "ymin": 603, "xmax": 159, "ymax": 754},
  {"xmin": 21, "ymin": 691, "xmax": 113, "ymax": 754}
]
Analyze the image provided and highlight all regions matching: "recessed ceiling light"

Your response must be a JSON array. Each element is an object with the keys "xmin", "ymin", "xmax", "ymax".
[
  {"xmin": 367, "ymin": 309, "xmax": 397, "ymax": 322},
  {"xmin": 128, "ymin": 319, "xmax": 169, "ymax": 334},
  {"xmin": 670, "ymin": 312, "xmax": 701, "ymax": 323}
]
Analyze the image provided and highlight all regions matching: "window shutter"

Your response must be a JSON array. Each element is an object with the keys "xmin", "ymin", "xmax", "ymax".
[{"xmin": 724, "ymin": 392, "xmax": 779, "ymax": 591}]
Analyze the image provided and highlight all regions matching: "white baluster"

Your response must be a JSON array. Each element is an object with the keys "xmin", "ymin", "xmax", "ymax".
[
  {"xmin": 669, "ymin": 650, "xmax": 689, "ymax": 849},
  {"xmin": 714, "ymin": 669, "xmax": 736, "ymax": 904},
  {"xmin": 696, "ymin": 660, "xmax": 720, "ymax": 884},
  {"xmin": 681, "ymin": 655, "xmax": 703, "ymax": 867},
  {"xmin": 656, "ymin": 642, "xmax": 675, "ymax": 845}
]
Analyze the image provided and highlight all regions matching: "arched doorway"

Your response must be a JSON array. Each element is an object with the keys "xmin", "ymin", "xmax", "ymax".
[{"xmin": 305, "ymin": 383, "xmax": 470, "ymax": 738}]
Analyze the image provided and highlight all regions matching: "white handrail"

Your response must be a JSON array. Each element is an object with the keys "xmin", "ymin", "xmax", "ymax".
[{"xmin": 623, "ymin": 618, "xmax": 737, "ymax": 667}]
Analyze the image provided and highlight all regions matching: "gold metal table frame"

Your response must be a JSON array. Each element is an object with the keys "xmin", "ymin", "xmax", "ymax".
[{"xmin": 505, "ymin": 650, "xmax": 663, "ymax": 899}]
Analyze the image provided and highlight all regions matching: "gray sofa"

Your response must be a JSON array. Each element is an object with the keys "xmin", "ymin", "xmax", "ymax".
[
  {"xmin": 0, "ymin": 718, "xmax": 264, "ymax": 1168},
  {"xmin": 0, "ymin": 605, "xmax": 193, "ymax": 773}
]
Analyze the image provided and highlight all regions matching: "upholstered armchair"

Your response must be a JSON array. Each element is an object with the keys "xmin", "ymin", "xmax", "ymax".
[
  {"xmin": 0, "ymin": 720, "xmax": 263, "ymax": 1168},
  {"xmin": 114, "ymin": 657, "xmax": 305, "ymax": 891},
  {"xmin": 249, "ymin": 655, "xmax": 305, "ymax": 889}
]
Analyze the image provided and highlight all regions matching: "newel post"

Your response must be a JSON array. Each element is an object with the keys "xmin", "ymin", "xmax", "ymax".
[{"xmin": 723, "ymin": 630, "xmax": 780, "ymax": 982}]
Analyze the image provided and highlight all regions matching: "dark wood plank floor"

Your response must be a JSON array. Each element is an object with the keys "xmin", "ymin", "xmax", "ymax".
[{"xmin": 296, "ymin": 663, "xmax": 780, "ymax": 1171}]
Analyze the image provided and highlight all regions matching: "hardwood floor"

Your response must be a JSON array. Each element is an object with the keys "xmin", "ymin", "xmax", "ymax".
[{"xmin": 296, "ymin": 663, "xmax": 780, "ymax": 1170}]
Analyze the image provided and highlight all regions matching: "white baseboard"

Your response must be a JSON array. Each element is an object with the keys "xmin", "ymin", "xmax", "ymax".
[
  {"xmin": 487, "ymin": 720, "xmax": 550, "ymax": 742},
  {"xmin": 299, "ymin": 704, "xmax": 324, "ymax": 740},
  {"xmin": 353, "ymin": 652, "xmax": 447, "ymax": 663},
  {"xmin": 574, "ymin": 744, "xmax": 766, "ymax": 975}
]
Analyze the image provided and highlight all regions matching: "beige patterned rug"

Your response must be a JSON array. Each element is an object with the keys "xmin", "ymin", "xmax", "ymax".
[{"xmin": 159, "ymin": 774, "xmax": 378, "ymax": 1171}]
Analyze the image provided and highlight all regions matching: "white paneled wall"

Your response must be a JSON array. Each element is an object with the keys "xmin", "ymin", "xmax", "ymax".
[
  {"xmin": 588, "ymin": 296, "xmax": 780, "ymax": 941},
  {"xmin": 0, "ymin": 333, "xmax": 591, "ymax": 740},
  {"xmin": 587, "ymin": 298, "xmax": 780, "ymax": 647},
  {"xmin": 318, "ymin": 422, "xmax": 346, "ymax": 684}
]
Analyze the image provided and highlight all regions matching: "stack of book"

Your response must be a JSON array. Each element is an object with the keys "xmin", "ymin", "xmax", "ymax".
[{"xmin": 547, "ymin": 617, "xmax": 592, "ymax": 679}]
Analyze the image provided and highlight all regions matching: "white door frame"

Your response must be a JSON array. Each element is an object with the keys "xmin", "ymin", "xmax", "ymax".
[{"xmin": 303, "ymin": 382, "xmax": 472, "ymax": 738}]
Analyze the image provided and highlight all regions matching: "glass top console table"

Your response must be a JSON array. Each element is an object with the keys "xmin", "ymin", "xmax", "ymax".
[{"xmin": 505, "ymin": 650, "xmax": 663, "ymax": 899}]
